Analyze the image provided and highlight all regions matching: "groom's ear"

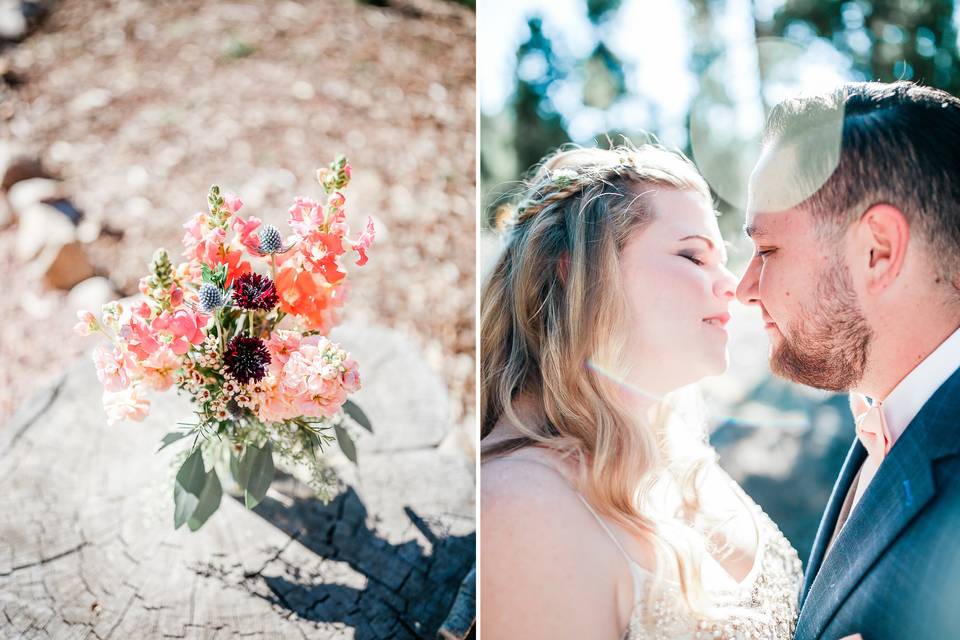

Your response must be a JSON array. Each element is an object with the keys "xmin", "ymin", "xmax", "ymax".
[{"xmin": 856, "ymin": 204, "xmax": 909, "ymax": 294}]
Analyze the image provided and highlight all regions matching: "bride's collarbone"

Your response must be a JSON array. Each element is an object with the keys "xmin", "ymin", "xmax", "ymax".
[{"xmin": 486, "ymin": 452, "xmax": 762, "ymax": 586}]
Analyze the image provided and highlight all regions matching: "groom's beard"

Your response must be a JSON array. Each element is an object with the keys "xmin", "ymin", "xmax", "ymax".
[{"xmin": 770, "ymin": 256, "xmax": 873, "ymax": 391}]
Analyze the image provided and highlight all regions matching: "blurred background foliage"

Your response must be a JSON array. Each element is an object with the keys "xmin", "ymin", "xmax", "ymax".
[
  {"xmin": 481, "ymin": 0, "xmax": 960, "ymax": 254},
  {"xmin": 479, "ymin": 0, "xmax": 960, "ymax": 565}
]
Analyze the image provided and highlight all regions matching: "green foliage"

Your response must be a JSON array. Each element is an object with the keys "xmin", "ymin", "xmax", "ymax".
[
  {"xmin": 158, "ymin": 430, "xmax": 191, "ymax": 452},
  {"xmin": 234, "ymin": 441, "xmax": 275, "ymax": 509},
  {"xmin": 334, "ymin": 424, "xmax": 358, "ymax": 464},
  {"xmin": 187, "ymin": 469, "xmax": 223, "ymax": 531},
  {"xmin": 758, "ymin": 0, "xmax": 960, "ymax": 97},
  {"xmin": 343, "ymin": 399, "xmax": 373, "ymax": 433},
  {"xmin": 174, "ymin": 448, "xmax": 207, "ymax": 529},
  {"xmin": 201, "ymin": 263, "xmax": 228, "ymax": 290}
]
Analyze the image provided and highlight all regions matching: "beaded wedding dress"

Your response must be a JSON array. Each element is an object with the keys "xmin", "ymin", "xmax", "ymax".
[{"xmin": 574, "ymin": 488, "xmax": 803, "ymax": 640}]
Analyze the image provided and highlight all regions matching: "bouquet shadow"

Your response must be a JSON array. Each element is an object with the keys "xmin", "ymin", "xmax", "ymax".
[{"xmin": 227, "ymin": 472, "xmax": 475, "ymax": 639}]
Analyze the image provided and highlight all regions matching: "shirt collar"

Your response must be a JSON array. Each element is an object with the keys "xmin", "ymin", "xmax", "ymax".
[{"xmin": 877, "ymin": 325, "xmax": 960, "ymax": 445}]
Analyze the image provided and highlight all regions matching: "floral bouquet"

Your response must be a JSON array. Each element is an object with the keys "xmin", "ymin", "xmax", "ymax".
[{"xmin": 75, "ymin": 155, "xmax": 375, "ymax": 531}]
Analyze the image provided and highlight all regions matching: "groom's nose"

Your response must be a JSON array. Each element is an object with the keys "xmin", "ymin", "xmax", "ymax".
[{"xmin": 736, "ymin": 254, "xmax": 761, "ymax": 306}]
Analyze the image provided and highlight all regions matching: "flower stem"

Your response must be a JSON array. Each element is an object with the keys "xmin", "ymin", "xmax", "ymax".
[
  {"xmin": 270, "ymin": 310, "xmax": 287, "ymax": 332},
  {"xmin": 270, "ymin": 253, "xmax": 277, "ymax": 282},
  {"xmin": 248, "ymin": 311, "xmax": 254, "ymax": 337},
  {"xmin": 215, "ymin": 310, "xmax": 225, "ymax": 352}
]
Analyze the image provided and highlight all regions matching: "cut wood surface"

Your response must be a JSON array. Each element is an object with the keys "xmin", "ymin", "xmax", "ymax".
[{"xmin": 0, "ymin": 325, "xmax": 476, "ymax": 639}]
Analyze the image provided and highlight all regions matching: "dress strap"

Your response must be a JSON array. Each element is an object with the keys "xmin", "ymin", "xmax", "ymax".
[
  {"xmin": 573, "ymin": 492, "xmax": 635, "ymax": 567},
  {"xmin": 495, "ymin": 456, "xmax": 638, "ymax": 569},
  {"xmin": 493, "ymin": 455, "xmax": 646, "ymax": 611}
]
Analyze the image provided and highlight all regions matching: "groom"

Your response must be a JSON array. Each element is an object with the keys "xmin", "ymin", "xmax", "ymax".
[{"xmin": 737, "ymin": 81, "xmax": 960, "ymax": 640}]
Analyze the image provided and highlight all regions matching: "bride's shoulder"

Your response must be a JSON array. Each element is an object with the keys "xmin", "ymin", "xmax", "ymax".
[
  {"xmin": 483, "ymin": 446, "xmax": 570, "ymax": 483},
  {"xmin": 484, "ymin": 448, "xmax": 605, "ymax": 534},
  {"xmin": 481, "ymin": 449, "xmax": 627, "ymax": 638}
]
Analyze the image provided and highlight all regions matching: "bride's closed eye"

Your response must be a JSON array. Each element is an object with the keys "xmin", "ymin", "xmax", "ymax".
[{"xmin": 679, "ymin": 252, "xmax": 705, "ymax": 266}]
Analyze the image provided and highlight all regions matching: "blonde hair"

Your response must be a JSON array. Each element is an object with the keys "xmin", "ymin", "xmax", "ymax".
[{"xmin": 481, "ymin": 143, "xmax": 734, "ymax": 616}]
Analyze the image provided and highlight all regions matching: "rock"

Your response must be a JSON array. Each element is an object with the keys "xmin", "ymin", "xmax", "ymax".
[
  {"xmin": 438, "ymin": 412, "xmax": 476, "ymax": 463},
  {"xmin": 76, "ymin": 217, "xmax": 101, "ymax": 243},
  {"xmin": 36, "ymin": 240, "xmax": 95, "ymax": 290},
  {"xmin": 67, "ymin": 276, "xmax": 115, "ymax": 314},
  {"xmin": 0, "ymin": 0, "xmax": 49, "ymax": 42},
  {"xmin": 0, "ymin": 0, "xmax": 27, "ymax": 41},
  {"xmin": 0, "ymin": 140, "xmax": 46, "ymax": 190},
  {"xmin": 15, "ymin": 201, "xmax": 75, "ymax": 261},
  {"xmin": 6, "ymin": 176, "xmax": 65, "ymax": 212}
]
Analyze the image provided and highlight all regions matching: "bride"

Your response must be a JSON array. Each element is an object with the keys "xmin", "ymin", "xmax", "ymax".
[{"xmin": 480, "ymin": 144, "xmax": 802, "ymax": 639}]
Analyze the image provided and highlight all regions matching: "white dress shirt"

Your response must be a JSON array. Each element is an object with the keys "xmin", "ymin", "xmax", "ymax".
[
  {"xmin": 875, "ymin": 325, "xmax": 960, "ymax": 447},
  {"xmin": 825, "ymin": 325, "xmax": 960, "ymax": 554}
]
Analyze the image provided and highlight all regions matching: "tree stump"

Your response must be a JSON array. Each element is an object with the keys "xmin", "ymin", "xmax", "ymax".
[{"xmin": 0, "ymin": 325, "xmax": 476, "ymax": 639}]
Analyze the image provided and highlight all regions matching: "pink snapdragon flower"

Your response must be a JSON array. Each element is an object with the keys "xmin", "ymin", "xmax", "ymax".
[
  {"xmin": 140, "ymin": 347, "xmax": 182, "ymax": 391},
  {"xmin": 232, "ymin": 213, "xmax": 262, "ymax": 253},
  {"xmin": 222, "ymin": 193, "xmax": 244, "ymax": 215},
  {"xmin": 287, "ymin": 197, "xmax": 328, "ymax": 239},
  {"xmin": 151, "ymin": 309, "xmax": 208, "ymax": 355},
  {"xmin": 102, "ymin": 386, "xmax": 150, "ymax": 425},
  {"xmin": 120, "ymin": 316, "xmax": 161, "ymax": 360},
  {"xmin": 351, "ymin": 217, "xmax": 376, "ymax": 266},
  {"xmin": 73, "ymin": 310, "xmax": 99, "ymax": 337},
  {"xmin": 93, "ymin": 343, "xmax": 137, "ymax": 392}
]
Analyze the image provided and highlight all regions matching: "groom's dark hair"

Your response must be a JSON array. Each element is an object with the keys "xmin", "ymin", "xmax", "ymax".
[{"xmin": 762, "ymin": 81, "xmax": 960, "ymax": 287}]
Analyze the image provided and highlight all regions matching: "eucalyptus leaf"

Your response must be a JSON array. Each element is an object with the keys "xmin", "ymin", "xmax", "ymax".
[
  {"xmin": 343, "ymin": 399, "xmax": 373, "ymax": 433},
  {"xmin": 157, "ymin": 430, "xmax": 191, "ymax": 452},
  {"xmin": 238, "ymin": 442, "xmax": 275, "ymax": 509},
  {"xmin": 187, "ymin": 470, "xmax": 223, "ymax": 531},
  {"xmin": 229, "ymin": 451, "xmax": 241, "ymax": 488},
  {"xmin": 335, "ymin": 424, "xmax": 358, "ymax": 464},
  {"xmin": 173, "ymin": 448, "xmax": 207, "ymax": 529}
]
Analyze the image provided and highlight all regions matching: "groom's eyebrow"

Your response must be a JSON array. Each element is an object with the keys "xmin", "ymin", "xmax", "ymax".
[{"xmin": 743, "ymin": 223, "xmax": 762, "ymax": 238}]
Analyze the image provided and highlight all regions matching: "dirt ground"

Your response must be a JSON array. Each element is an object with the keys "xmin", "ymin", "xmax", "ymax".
[{"xmin": 0, "ymin": 0, "xmax": 476, "ymax": 432}]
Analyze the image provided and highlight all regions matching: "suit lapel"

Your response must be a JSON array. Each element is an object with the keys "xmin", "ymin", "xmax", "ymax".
[
  {"xmin": 799, "ymin": 439, "xmax": 865, "ymax": 608},
  {"xmin": 796, "ymin": 365, "xmax": 960, "ymax": 639}
]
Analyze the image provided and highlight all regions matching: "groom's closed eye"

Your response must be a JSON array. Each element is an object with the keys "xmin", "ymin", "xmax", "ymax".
[{"xmin": 756, "ymin": 247, "xmax": 777, "ymax": 260}]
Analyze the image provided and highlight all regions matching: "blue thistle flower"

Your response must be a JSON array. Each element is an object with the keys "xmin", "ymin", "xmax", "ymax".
[
  {"xmin": 258, "ymin": 225, "xmax": 283, "ymax": 254},
  {"xmin": 198, "ymin": 283, "xmax": 226, "ymax": 313}
]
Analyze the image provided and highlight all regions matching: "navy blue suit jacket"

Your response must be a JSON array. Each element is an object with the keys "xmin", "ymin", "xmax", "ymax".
[{"xmin": 795, "ymin": 365, "xmax": 960, "ymax": 639}]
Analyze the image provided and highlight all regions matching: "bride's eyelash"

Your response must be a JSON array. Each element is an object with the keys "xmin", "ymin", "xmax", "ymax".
[{"xmin": 680, "ymin": 252, "xmax": 704, "ymax": 266}]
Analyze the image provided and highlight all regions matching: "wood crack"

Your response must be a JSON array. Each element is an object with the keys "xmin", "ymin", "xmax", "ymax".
[{"xmin": 0, "ymin": 374, "xmax": 66, "ymax": 461}]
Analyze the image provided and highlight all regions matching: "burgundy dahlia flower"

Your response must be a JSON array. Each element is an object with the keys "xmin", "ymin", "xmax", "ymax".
[
  {"xmin": 223, "ymin": 335, "xmax": 270, "ymax": 384},
  {"xmin": 232, "ymin": 272, "xmax": 279, "ymax": 311}
]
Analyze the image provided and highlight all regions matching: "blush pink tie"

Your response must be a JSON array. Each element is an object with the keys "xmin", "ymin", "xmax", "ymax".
[{"xmin": 850, "ymin": 393, "xmax": 893, "ymax": 510}]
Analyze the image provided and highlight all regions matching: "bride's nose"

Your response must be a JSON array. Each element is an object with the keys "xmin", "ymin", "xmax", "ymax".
[{"xmin": 714, "ymin": 266, "xmax": 736, "ymax": 300}]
